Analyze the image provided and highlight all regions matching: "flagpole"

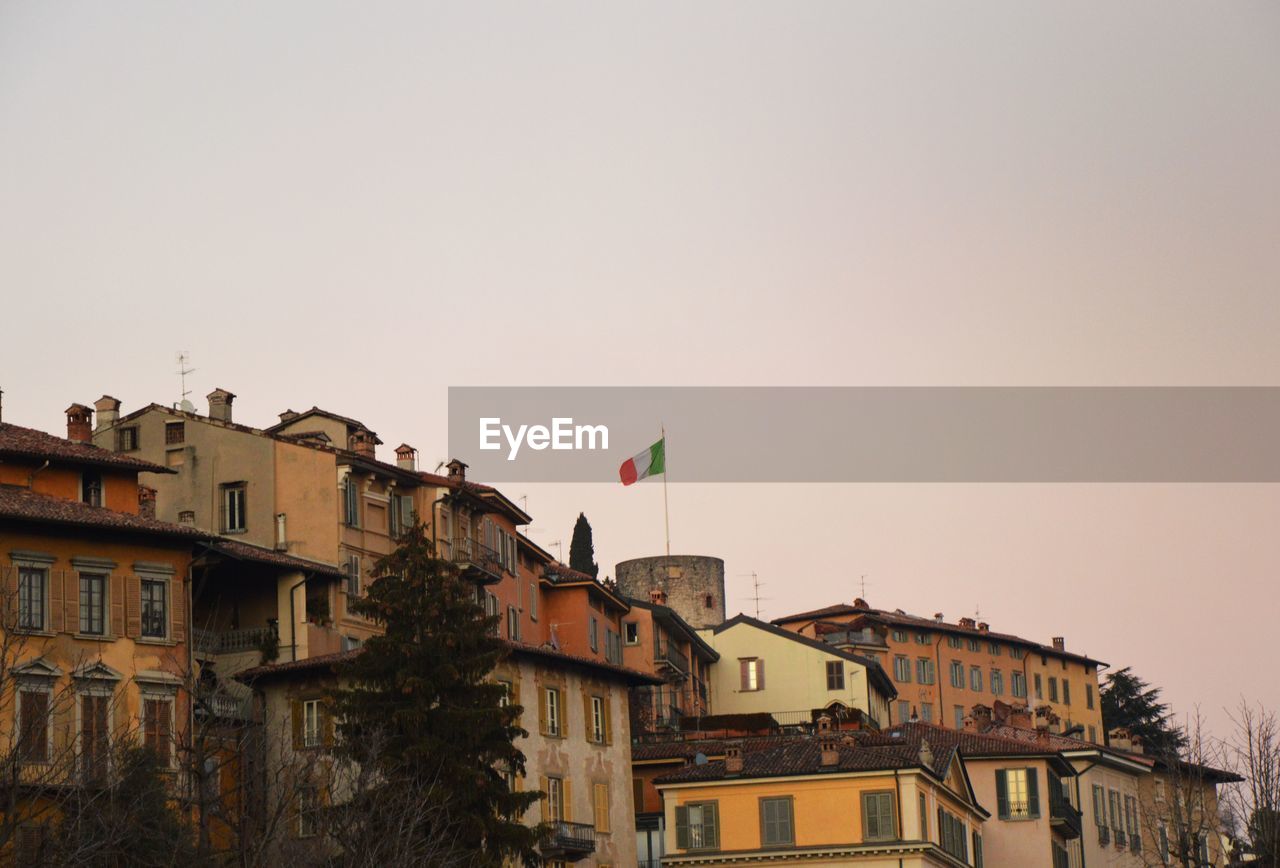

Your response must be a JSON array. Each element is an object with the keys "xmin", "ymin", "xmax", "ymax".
[{"xmin": 661, "ymin": 423, "xmax": 670, "ymax": 560}]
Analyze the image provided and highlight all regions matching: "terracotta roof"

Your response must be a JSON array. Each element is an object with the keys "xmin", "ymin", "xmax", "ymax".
[
  {"xmin": 265, "ymin": 407, "xmax": 378, "ymax": 440},
  {"xmin": 772, "ymin": 603, "xmax": 1106, "ymax": 667},
  {"xmin": 505, "ymin": 641, "xmax": 663, "ymax": 685},
  {"xmin": 977, "ymin": 721, "xmax": 1156, "ymax": 768},
  {"xmin": 0, "ymin": 422, "xmax": 171, "ymax": 473},
  {"xmin": 0, "ymin": 484, "xmax": 206, "ymax": 540},
  {"xmin": 201, "ymin": 538, "xmax": 345, "ymax": 578},
  {"xmin": 236, "ymin": 649, "xmax": 360, "ymax": 682}
]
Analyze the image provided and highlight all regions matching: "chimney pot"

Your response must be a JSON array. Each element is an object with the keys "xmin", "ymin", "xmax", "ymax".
[
  {"xmin": 724, "ymin": 742, "xmax": 743, "ymax": 775},
  {"xmin": 65, "ymin": 404, "xmax": 93, "ymax": 443},
  {"xmin": 853, "ymin": 597, "xmax": 869, "ymax": 609},
  {"xmin": 959, "ymin": 617, "xmax": 976, "ymax": 630},
  {"xmin": 970, "ymin": 704, "xmax": 993, "ymax": 731},
  {"xmin": 446, "ymin": 458, "xmax": 468, "ymax": 482},
  {"xmin": 278, "ymin": 409, "xmax": 299, "ymax": 424},
  {"xmin": 649, "ymin": 589, "xmax": 668, "ymax": 606},
  {"xmin": 350, "ymin": 429, "xmax": 377, "ymax": 460},
  {"xmin": 977, "ymin": 622, "xmax": 990, "ymax": 633},
  {"xmin": 395, "ymin": 443, "xmax": 418, "ymax": 471},
  {"xmin": 918, "ymin": 739, "xmax": 935, "ymax": 768},
  {"xmin": 93, "ymin": 395, "xmax": 121, "ymax": 431},
  {"xmin": 207, "ymin": 388, "xmax": 236, "ymax": 423},
  {"xmin": 138, "ymin": 485, "xmax": 157, "ymax": 519},
  {"xmin": 1052, "ymin": 636, "xmax": 1065, "ymax": 651}
]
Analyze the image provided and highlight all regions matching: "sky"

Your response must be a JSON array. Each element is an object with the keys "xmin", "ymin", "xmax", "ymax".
[{"xmin": 2, "ymin": 2, "xmax": 1279, "ymax": 739}]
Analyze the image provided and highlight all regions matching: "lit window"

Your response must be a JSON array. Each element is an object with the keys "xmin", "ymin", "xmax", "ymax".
[{"xmin": 221, "ymin": 483, "xmax": 247, "ymax": 532}]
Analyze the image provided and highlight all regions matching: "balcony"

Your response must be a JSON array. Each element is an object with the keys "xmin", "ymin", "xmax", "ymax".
[
  {"xmin": 1050, "ymin": 794, "xmax": 1083, "ymax": 839},
  {"xmin": 447, "ymin": 536, "xmax": 502, "ymax": 583},
  {"xmin": 540, "ymin": 820, "xmax": 596, "ymax": 861},
  {"xmin": 823, "ymin": 627, "xmax": 887, "ymax": 649},
  {"xmin": 655, "ymin": 640, "xmax": 689, "ymax": 677},
  {"xmin": 193, "ymin": 624, "xmax": 279, "ymax": 656}
]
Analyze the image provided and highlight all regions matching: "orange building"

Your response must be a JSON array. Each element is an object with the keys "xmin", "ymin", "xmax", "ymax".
[
  {"xmin": 774, "ymin": 599, "xmax": 1107, "ymax": 743},
  {"xmin": 622, "ymin": 590, "xmax": 719, "ymax": 732}
]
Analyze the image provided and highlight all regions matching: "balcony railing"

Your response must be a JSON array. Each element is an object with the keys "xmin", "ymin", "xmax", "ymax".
[
  {"xmin": 655, "ymin": 640, "xmax": 689, "ymax": 675},
  {"xmin": 823, "ymin": 627, "xmax": 887, "ymax": 648},
  {"xmin": 1050, "ymin": 794, "xmax": 1083, "ymax": 839},
  {"xmin": 199, "ymin": 691, "xmax": 253, "ymax": 721},
  {"xmin": 541, "ymin": 820, "xmax": 596, "ymax": 861},
  {"xmin": 448, "ymin": 537, "xmax": 502, "ymax": 583},
  {"xmin": 193, "ymin": 624, "xmax": 278, "ymax": 655}
]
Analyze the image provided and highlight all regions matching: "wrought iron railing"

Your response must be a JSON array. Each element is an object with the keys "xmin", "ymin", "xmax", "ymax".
[
  {"xmin": 1050, "ymin": 793, "xmax": 1083, "ymax": 838},
  {"xmin": 656, "ymin": 640, "xmax": 688, "ymax": 674},
  {"xmin": 823, "ymin": 627, "xmax": 887, "ymax": 647},
  {"xmin": 542, "ymin": 820, "xmax": 596, "ymax": 855},
  {"xmin": 448, "ymin": 537, "xmax": 501, "ymax": 574}
]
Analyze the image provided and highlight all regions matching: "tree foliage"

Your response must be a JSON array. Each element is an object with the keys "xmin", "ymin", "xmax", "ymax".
[
  {"xmin": 568, "ymin": 512, "xmax": 599, "ymax": 579},
  {"xmin": 331, "ymin": 523, "xmax": 542, "ymax": 866},
  {"xmin": 1101, "ymin": 666, "xmax": 1188, "ymax": 756}
]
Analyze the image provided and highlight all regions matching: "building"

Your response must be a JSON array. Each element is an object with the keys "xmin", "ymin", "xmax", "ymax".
[
  {"xmin": 773, "ymin": 599, "xmax": 1107, "ymax": 741},
  {"xmin": 653, "ymin": 715, "xmax": 989, "ymax": 866},
  {"xmin": 616, "ymin": 555, "xmax": 726, "ymax": 631},
  {"xmin": 623, "ymin": 590, "xmax": 720, "ymax": 733}
]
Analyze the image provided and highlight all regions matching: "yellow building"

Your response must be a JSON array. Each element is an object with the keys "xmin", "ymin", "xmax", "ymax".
[
  {"xmin": 697, "ymin": 614, "xmax": 896, "ymax": 730},
  {"xmin": 655, "ymin": 717, "xmax": 988, "ymax": 865}
]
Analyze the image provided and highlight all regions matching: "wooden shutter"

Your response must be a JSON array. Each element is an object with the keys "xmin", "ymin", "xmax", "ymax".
[
  {"xmin": 562, "ymin": 779, "xmax": 573, "ymax": 822},
  {"xmin": 65, "ymin": 573, "xmax": 79, "ymax": 634},
  {"xmin": 704, "ymin": 802, "xmax": 719, "ymax": 848},
  {"xmin": 291, "ymin": 700, "xmax": 304, "ymax": 750},
  {"xmin": 633, "ymin": 778, "xmax": 645, "ymax": 812},
  {"xmin": 125, "ymin": 575, "xmax": 141, "ymax": 638},
  {"xmin": 170, "ymin": 577, "xmax": 186, "ymax": 643},
  {"xmin": 593, "ymin": 782, "xmax": 610, "ymax": 832},
  {"xmin": 757, "ymin": 659, "xmax": 765, "ymax": 690},
  {"xmin": 583, "ymin": 692, "xmax": 594, "ymax": 742},
  {"xmin": 49, "ymin": 571, "xmax": 63, "ymax": 633},
  {"xmin": 19, "ymin": 691, "xmax": 49, "ymax": 762},
  {"xmin": 995, "ymin": 769, "xmax": 1010, "ymax": 819},
  {"xmin": 538, "ymin": 688, "xmax": 549, "ymax": 735},
  {"xmin": 539, "ymin": 776, "xmax": 550, "ymax": 821},
  {"xmin": 739, "ymin": 659, "xmax": 749, "ymax": 690},
  {"xmin": 603, "ymin": 696, "xmax": 613, "ymax": 745},
  {"xmin": 110, "ymin": 574, "xmax": 125, "ymax": 636},
  {"xmin": 557, "ymin": 688, "xmax": 567, "ymax": 738},
  {"xmin": 322, "ymin": 699, "xmax": 336, "ymax": 747},
  {"xmin": 1026, "ymin": 767, "xmax": 1040, "ymax": 818},
  {"xmin": 675, "ymin": 805, "xmax": 690, "ymax": 849}
]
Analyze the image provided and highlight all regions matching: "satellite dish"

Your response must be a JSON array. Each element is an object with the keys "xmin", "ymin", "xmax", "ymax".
[
  {"xmin": 694, "ymin": 752, "xmax": 708, "ymax": 766},
  {"xmin": 180, "ymin": 399, "xmax": 196, "ymax": 413}
]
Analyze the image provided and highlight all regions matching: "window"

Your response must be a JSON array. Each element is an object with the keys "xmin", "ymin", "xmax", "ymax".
[
  {"xmin": 221, "ymin": 483, "xmax": 247, "ymax": 532},
  {"xmin": 966, "ymin": 637, "xmax": 980, "ymax": 651},
  {"xmin": 1109, "ymin": 789, "xmax": 1122, "ymax": 833},
  {"xmin": 1086, "ymin": 683, "xmax": 1095, "ymax": 709},
  {"xmin": 589, "ymin": 695, "xmax": 607, "ymax": 743},
  {"xmin": 897, "ymin": 700, "xmax": 910, "ymax": 723},
  {"xmin": 862, "ymin": 791, "xmax": 896, "ymax": 841},
  {"xmin": 1034, "ymin": 673, "xmax": 1043, "ymax": 699},
  {"xmin": 165, "ymin": 421, "xmax": 184, "ymax": 444},
  {"xmin": 117, "ymin": 425, "xmax": 139, "ymax": 451},
  {"xmin": 947, "ymin": 635, "xmax": 961, "ymax": 648},
  {"xmin": 920, "ymin": 702, "xmax": 933, "ymax": 723},
  {"xmin": 704, "ymin": 594, "xmax": 714, "ymax": 609},
  {"xmin": 893, "ymin": 655, "xmax": 912, "ymax": 682},
  {"xmin": 970, "ymin": 666, "xmax": 983, "ymax": 692},
  {"xmin": 826, "ymin": 660, "xmax": 845, "ymax": 690},
  {"xmin": 80, "ymin": 693, "xmax": 110, "ymax": 780},
  {"xmin": 507, "ymin": 605, "xmax": 521, "ymax": 641},
  {"xmin": 973, "ymin": 831, "xmax": 984, "ymax": 867},
  {"xmin": 542, "ymin": 687, "xmax": 562, "ymax": 737},
  {"xmin": 589, "ymin": 616, "xmax": 599, "ymax": 652},
  {"xmin": 950, "ymin": 660, "xmax": 964, "ymax": 688},
  {"xmin": 1092, "ymin": 784, "xmax": 1106, "ymax": 826},
  {"xmin": 938, "ymin": 808, "xmax": 969, "ymax": 861},
  {"xmin": 497, "ymin": 679, "xmax": 513, "ymax": 707},
  {"xmin": 990, "ymin": 669, "xmax": 1004, "ymax": 696},
  {"xmin": 918, "ymin": 792, "xmax": 928, "ymax": 839},
  {"xmin": 1048, "ymin": 677, "xmax": 1059, "ymax": 703},
  {"xmin": 916, "ymin": 658, "xmax": 935, "ymax": 685},
  {"xmin": 1010, "ymin": 646, "xmax": 1025, "ymax": 660},
  {"xmin": 81, "ymin": 472, "xmax": 102, "ymax": 507},
  {"xmin": 1088, "ymin": 725, "xmax": 1097, "ymax": 743},
  {"xmin": 1052, "ymin": 842, "xmax": 1069, "ymax": 868},
  {"xmin": 79, "ymin": 573, "xmax": 106, "ymax": 635},
  {"xmin": 624, "ymin": 621, "xmax": 638, "ymax": 644},
  {"xmin": 986, "ymin": 641, "xmax": 1000, "ymax": 655},
  {"xmin": 18, "ymin": 689, "xmax": 50, "ymax": 762},
  {"xmin": 298, "ymin": 786, "xmax": 319, "ymax": 838},
  {"xmin": 1197, "ymin": 832, "xmax": 1209, "ymax": 863},
  {"xmin": 954, "ymin": 705, "xmax": 965, "ymax": 729},
  {"xmin": 530, "ymin": 584, "xmax": 538, "ymax": 620},
  {"xmin": 593, "ymin": 782, "xmax": 611, "ymax": 833},
  {"xmin": 1011, "ymin": 671, "xmax": 1027, "ymax": 698},
  {"xmin": 740, "ymin": 658, "xmax": 764, "ymax": 691},
  {"xmin": 302, "ymin": 699, "xmax": 322, "ymax": 748},
  {"xmin": 1159, "ymin": 825, "xmax": 1170, "ymax": 862},
  {"xmin": 342, "ymin": 477, "xmax": 359, "ymax": 527},
  {"xmin": 760, "ymin": 797, "xmax": 794, "ymax": 846},
  {"xmin": 143, "ymin": 697, "xmax": 173, "ymax": 767},
  {"xmin": 345, "ymin": 553, "xmax": 361, "ymax": 597},
  {"xmin": 996, "ymin": 768, "xmax": 1040, "ymax": 819},
  {"xmin": 389, "ymin": 493, "xmax": 414, "ymax": 538},
  {"xmin": 18, "ymin": 567, "xmax": 46, "ymax": 631},
  {"xmin": 141, "ymin": 578, "xmax": 167, "ymax": 638},
  {"xmin": 1063, "ymin": 681, "xmax": 1071, "ymax": 705},
  {"xmin": 892, "ymin": 629, "xmax": 907, "ymax": 642},
  {"xmin": 676, "ymin": 801, "xmax": 719, "ymax": 850},
  {"xmin": 915, "ymin": 632, "xmax": 932, "ymax": 645}
]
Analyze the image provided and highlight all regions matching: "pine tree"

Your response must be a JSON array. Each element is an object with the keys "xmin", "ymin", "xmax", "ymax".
[
  {"xmin": 332, "ymin": 523, "xmax": 543, "ymax": 866},
  {"xmin": 1100, "ymin": 666, "xmax": 1188, "ymax": 756},
  {"xmin": 568, "ymin": 512, "xmax": 599, "ymax": 578}
]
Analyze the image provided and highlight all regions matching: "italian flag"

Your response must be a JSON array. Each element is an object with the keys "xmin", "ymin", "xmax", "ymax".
[{"xmin": 619, "ymin": 437, "xmax": 665, "ymax": 486}]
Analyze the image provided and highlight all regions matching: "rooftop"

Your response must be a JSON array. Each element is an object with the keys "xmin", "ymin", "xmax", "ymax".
[
  {"xmin": 0, "ymin": 421, "xmax": 172, "ymax": 474},
  {"xmin": 0, "ymin": 483, "xmax": 205, "ymax": 540}
]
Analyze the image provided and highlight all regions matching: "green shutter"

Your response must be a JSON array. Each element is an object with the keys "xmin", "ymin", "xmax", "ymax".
[
  {"xmin": 1026, "ymin": 767, "xmax": 1040, "ymax": 818},
  {"xmin": 704, "ymin": 803, "xmax": 719, "ymax": 849},
  {"xmin": 995, "ymin": 769, "xmax": 1010, "ymax": 819},
  {"xmin": 675, "ymin": 805, "xmax": 690, "ymax": 849}
]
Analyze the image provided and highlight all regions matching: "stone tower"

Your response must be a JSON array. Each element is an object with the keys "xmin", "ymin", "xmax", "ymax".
[{"xmin": 615, "ymin": 555, "xmax": 726, "ymax": 630}]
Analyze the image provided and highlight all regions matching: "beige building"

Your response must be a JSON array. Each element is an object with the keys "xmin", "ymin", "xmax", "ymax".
[{"xmin": 697, "ymin": 614, "xmax": 896, "ymax": 730}]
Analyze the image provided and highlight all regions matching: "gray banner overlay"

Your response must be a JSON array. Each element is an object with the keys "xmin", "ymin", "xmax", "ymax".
[{"xmin": 447, "ymin": 387, "xmax": 1280, "ymax": 483}]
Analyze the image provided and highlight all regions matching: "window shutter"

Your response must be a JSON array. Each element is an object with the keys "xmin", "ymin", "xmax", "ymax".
[
  {"xmin": 675, "ymin": 805, "xmax": 690, "ymax": 849},
  {"xmin": 558, "ymin": 688, "xmax": 568, "ymax": 738},
  {"xmin": 604, "ymin": 696, "xmax": 613, "ymax": 745},
  {"xmin": 995, "ymin": 769, "xmax": 1010, "ymax": 819},
  {"xmin": 171, "ymin": 577, "xmax": 185, "ymax": 643},
  {"xmin": 539, "ymin": 776, "xmax": 550, "ymax": 821},
  {"xmin": 125, "ymin": 575, "xmax": 141, "ymax": 638},
  {"xmin": 49, "ymin": 571, "xmax": 63, "ymax": 633},
  {"xmin": 583, "ymin": 692, "xmax": 594, "ymax": 741},
  {"xmin": 633, "ymin": 777, "xmax": 644, "ymax": 812},
  {"xmin": 110, "ymin": 574, "xmax": 125, "ymax": 636},
  {"xmin": 291, "ymin": 700, "xmax": 304, "ymax": 750},
  {"xmin": 538, "ymin": 688, "xmax": 549, "ymax": 735},
  {"xmin": 594, "ymin": 782, "xmax": 610, "ymax": 832},
  {"xmin": 704, "ymin": 802, "xmax": 719, "ymax": 848},
  {"xmin": 64, "ymin": 574, "xmax": 78, "ymax": 636},
  {"xmin": 562, "ymin": 779, "xmax": 573, "ymax": 822},
  {"xmin": 739, "ymin": 659, "xmax": 749, "ymax": 690},
  {"xmin": 1026, "ymin": 767, "xmax": 1040, "ymax": 818},
  {"xmin": 322, "ymin": 699, "xmax": 336, "ymax": 747},
  {"xmin": 511, "ymin": 677, "xmax": 522, "ymax": 722},
  {"xmin": 757, "ymin": 659, "xmax": 765, "ymax": 689}
]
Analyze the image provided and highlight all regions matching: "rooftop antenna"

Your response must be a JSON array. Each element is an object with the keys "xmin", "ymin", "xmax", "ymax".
[
  {"xmin": 738, "ymin": 572, "xmax": 767, "ymax": 619},
  {"xmin": 176, "ymin": 352, "xmax": 196, "ymax": 412},
  {"xmin": 548, "ymin": 539, "xmax": 563, "ymax": 562},
  {"xmin": 519, "ymin": 494, "xmax": 528, "ymax": 512},
  {"xmin": 859, "ymin": 574, "xmax": 869, "ymax": 599}
]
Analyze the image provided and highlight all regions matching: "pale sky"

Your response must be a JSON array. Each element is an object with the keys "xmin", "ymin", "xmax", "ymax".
[{"xmin": 2, "ymin": 2, "xmax": 1278, "ymax": 739}]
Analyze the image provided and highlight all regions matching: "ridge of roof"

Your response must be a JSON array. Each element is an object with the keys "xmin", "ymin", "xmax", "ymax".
[
  {"xmin": 0, "ymin": 422, "xmax": 172, "ymax": 474},
  {"xmin": 0, "ymin": 484, "xmax": 206, "ymax": 540}
]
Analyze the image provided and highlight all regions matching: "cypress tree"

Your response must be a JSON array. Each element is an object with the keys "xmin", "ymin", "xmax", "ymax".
[
  {"xmin": 331, "ymin": 522, "xmax": 542, "ymax": 865},
  {"xmin": 568, "ymin": 512, "xmax": 599, "ymax": 578}
]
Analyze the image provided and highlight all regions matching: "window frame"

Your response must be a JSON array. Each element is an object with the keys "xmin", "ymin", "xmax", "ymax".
[
  {"xmin": 759, "ymin": 796, "xmax": 795, "ymax": 847},
  {"xmin": 826, "ymin": 660, "xmax": 845, "ymax": 691},
  {"xmin": 140, "ymin": 576, "xmax": 169, "ymax": 639},
  {"xmin": 17, "ymin": 566, "xmax": 48, "ymax": 632},
  {"xmin": 142, "ymin": 693, "xmax": 175, "ymax": 768},
  {"xmin": 221, "ymin": 482, "xmax": 247, "ymax": 533},
  {"xmin": 302, "ymin": 698, "xmax": 322, "ymax": 748},
  {"xmin": 17, "ymin": 686, "xmax": 52, "ymax": 764},
  {"xmin": 861, "ymin": 790, "xmax": 897, "ymax": 842},
  {"xmin": 78, "ymin": 572, "xmax": 107, "ymax": 636}
]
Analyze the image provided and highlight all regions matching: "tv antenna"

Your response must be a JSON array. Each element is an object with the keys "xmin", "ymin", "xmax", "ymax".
[
  {"xmin": 738, "ymin": 571, "xmax": 767, "ymax": 619},
  {"xmin": 859, "ymin": 574, "xmax": 869, "ymax": 599},
  {"xmin": 176, "ymin": 352, "xmax": 196, "ymax": 412},
  {"xmin": 548, "ymin": 539, "xmax": 563, "ymax": 562}
]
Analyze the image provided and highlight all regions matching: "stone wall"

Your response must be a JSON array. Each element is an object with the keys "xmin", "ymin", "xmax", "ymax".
[{"xmin": 615, "ymin": 555, "xmax": 725, "ymax": 629}]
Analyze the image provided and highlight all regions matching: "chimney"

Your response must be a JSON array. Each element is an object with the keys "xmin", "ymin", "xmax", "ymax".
[
  {"xmin": 918, "ymin": 739, "xmax": 935, "ymax": 769},
  {"xmin": 970, "ymin": 704, "xmax": 993, "ymax": 731},
  {"xmin": 350, "ymin": 429, "xmax": 377, "ymax": 460},
  {"xmin": 853, "ymin": 597, "xmax": 869, "ymax": 609},
  {"xmin": 395, "ymin": 443, "xmax": 418, "ymax": 471},
  {"xmin": 817, "ymin": 716, "xmax": 840, "ymax": 767},
  {"xmin": 977, "ymin": 622, "xmax": 990, "ymax": 633},
  {"xmin": 1008, "ymin": 704, "xmax": 1033, "ymax": 729},
  {"xmin": 992, "ymin": 700, "xmax": 1013, "ymax": 724},
  {"xmin": 934, "ymin": 612, "xmax": 944, "ymax": 622},
  {"xmin": 1108, "ymin": 727, "xmax": 1132, "ymax": 751},
  {"xmin": 207, "ymin": 388, "xmax": 236, "ymax": 423},
  {"xmin": 138, "ymin": 485, "xmax": 157, "ymax": 519},
  {"xmin": 724, "ymin": 742, "xmax": 743, "ymax": 775},
  {"xmin": 94, "ymin": 395, "xmax": 121, "ymax": 431},
  {"xmin": 278, "ymin": 409, "xmax": 299, "ymax": 424},
  {"xmin": 649, "ymin": 589, "xmax": 668, "ymax": 606},
  {"xmin": 1052, "ymin": 636, "xmax": 1065, "ymax": 651},
  {"xmin": 958, "ymin": 617, "xmax": 976, "ymax": 630},
  {"xmin": 65, "ymin": 404, "xmax": 93, "ymax": 443},
  {"xmin": 1034, "ymin": 705, "xmax": 1058, "ymax": 731},
  {"xmin": 446, "ymin": 458, "xmax": 468, "ymax": 483}
]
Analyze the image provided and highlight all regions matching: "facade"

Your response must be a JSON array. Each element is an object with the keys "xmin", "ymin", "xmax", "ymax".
[
  {"xmin": 623, "ymin": 591, "xmax": 719, "ymax": 733},
  {"xmin": 698, "ymin": 614, "xmax": 896, "ymax": 731},
  {"xmin": 653, "ymin": 717, "xmax": 989, "ymax": 866},
  {"xmin": 774, "ymin": 599, "xmax": 1107, "ymax": 741}
]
